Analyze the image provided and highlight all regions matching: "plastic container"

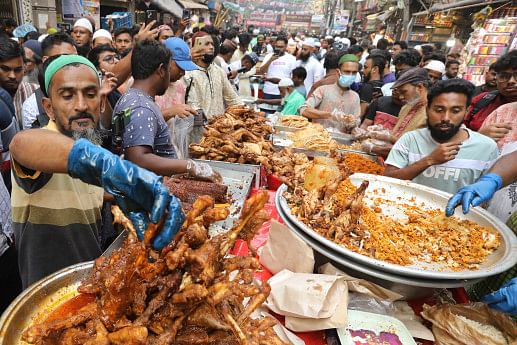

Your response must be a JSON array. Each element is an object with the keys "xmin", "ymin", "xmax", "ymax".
[{"xmin": 337, "ymin": 310, "xmax": 417, "ymax": 345}]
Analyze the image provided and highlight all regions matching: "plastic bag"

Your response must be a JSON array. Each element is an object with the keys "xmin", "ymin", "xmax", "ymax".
[
  {"xmin": 169, "ymin": 115, "xmax": 194, "ymax": 159},
  {"xmin": 330, "ymin": 110, "xmax": 360, "ymax": 132},
  {"xmin": 421, "ymin": 303, "xmax": 517, "ymax": 345}
]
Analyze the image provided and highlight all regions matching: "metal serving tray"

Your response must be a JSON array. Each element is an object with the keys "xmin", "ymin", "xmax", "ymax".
[
  {"xmin": 0, "ymin": 262, "xmax": 93, "ymax": 345},
  {"xmin": 276, "ymin": 199, "xmax": 481, "ymax": 297},
  {"xmin": 276, "ymin": 174, "xmax": 517, "ymax": 280},
  {"xmin": 194, "ymin": 159, "xmax": 261, "ymax": 189}
]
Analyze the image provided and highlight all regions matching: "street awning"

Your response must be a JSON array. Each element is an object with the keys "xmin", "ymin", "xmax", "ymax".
[
  {"xmin": 154, "ymin": 0, "xmax": 183, "ymax": 17},
  {"xmin": 178, "ymin": 0, "xmax": 208, "ymax": 10},
  {"xmin": 413, "ymin": 0, "xmax": 507, "ymax": 16}
]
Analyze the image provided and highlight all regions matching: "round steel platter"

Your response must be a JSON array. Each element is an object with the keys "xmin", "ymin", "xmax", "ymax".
[
  {"xmin": 277, "ymin": 173, "xmax": 517, "ymax": 280},
  {"xmin": 0, "ymin": 262, "xmax": 92, "ymax": 345},
  {"xmin": 275, "ymin": 190, "xmax": 482, "ymax": 290}
]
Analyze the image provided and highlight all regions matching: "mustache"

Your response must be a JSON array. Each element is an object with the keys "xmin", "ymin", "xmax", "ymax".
[{"xmin": 68, "ymin": 112, "xmax": 95, "ymax": 125}]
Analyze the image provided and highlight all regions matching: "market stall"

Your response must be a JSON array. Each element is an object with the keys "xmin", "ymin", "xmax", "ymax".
[
  {"xmin": 1, "ymin": 105, "xmax": 516, "ymax": 345},
  {"xmin": 463, "ymin": 6, "xmax": 517, "ymax": 85}
]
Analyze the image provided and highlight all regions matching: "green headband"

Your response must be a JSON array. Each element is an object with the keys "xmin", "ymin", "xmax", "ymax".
[
  {"xmin": 339, "ymin": 54, "xmax": 359, "ymax": 65},
  {"xmin": 44, "ymin": 55, "xmax": 98, "ymax": 95}
]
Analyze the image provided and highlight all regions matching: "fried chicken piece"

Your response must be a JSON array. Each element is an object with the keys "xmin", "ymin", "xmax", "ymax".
[
  {"xmin": 172, "ymin": 284, "xmax": 209, "ymax": 304},
  {"xmin": 184, "ymin": 223, "xmax": 209, "ymax": 248},
  {"xmin": 107, "ymin": 326, "xmax": 148, "ymax": 345},
  {"xmin": 186, "ymin": 303, "xmax": 231, "ymax": 331},
  {"xmin": 84, "ymin": 320, "xmax": 110, "ymax": 345}
]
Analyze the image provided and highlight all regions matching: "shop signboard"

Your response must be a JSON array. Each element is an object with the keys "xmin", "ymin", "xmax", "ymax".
[{"xmin": 334, "ymin": 10, "xmax": 349, "ymax": 31}]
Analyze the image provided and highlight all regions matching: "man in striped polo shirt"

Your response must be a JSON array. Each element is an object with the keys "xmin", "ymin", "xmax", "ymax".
[
  {"xmin": 10, "ymin": 55, "xmax": 184, "ymax": 288},
  {"xmin": 385, "ymin": 79, "xmax": 499, "ymax": 195}
]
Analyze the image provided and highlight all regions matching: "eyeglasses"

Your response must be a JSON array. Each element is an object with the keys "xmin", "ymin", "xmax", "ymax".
[
  {"xmin": 496, "ymin": 72, "xmax": 517, "ymax": 82},
  {"xmin": 102, "ymin": 55, "xmax": 118, "ymax": 64}
]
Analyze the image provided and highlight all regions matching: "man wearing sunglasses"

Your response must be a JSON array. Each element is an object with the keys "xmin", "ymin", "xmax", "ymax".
[{"xmin": 464, "ymin": 51, "xmax": 517, "ymax": 132}]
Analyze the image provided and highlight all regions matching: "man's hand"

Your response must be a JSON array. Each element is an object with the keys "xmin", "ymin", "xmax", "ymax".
[
  {"xmin": 186, "ymin": 160, "xmax": 222, "ymax": 183},
  {"xmin": 426, "ymin": 142, "xmax": 462, "ymax": 166},
  {"xmin": 179, "ymin": 18, "xmax": 190, "ymax": 31},
  {"xmin": 99, "ymin": 71, "xmax": 118, "ymax": 98},
  {"xmin": 135, "ymin": 20, "xmax": 159, "ymax": 43},
  {"xmin": 255, "ymin": 99, "xmax": 264, "ymax": 104},
  {"xmin": 163, "ymin": 104, "xmax": 197, "ymax": 120},
  {"xmin": 191, "ymin": 47, "xmax": 204, "ymax": 61},
  {"xmin": 479, "ymin": 123, "xmax": 512, "ymax": 141},
  {"xmin": 445, "ymin": 173, "xmax": 503, "ymax": 216},
  {"xmin": 67, "ymin": 139, "xmax": 185, "ymax": 250},
  {"xmin": 228, "ymin": 70, "xmax": 238, "ymax": 80}
]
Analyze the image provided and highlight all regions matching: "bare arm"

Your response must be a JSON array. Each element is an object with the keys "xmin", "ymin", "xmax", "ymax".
[
  {"xmin": 265, "ymin": 77, "xmax": 281, "ymax": 84},
  {"xmin": 10, "ymin": 129, "xmax": 73, "ymax": 173},
  {"xmin": 257, "ymin": 55, "xmax": 276, "ymax": 75},
  {"xmin": 256, "ymin": 98, "xmax": 281, "ymax": 106},
  {"xmin": 488, "ymin": 150, "xmax": 517, "ymax": 187},
  {"xmin": 360, "ymin": 102, "xmax": 369, "ymax": 118},
  {"xmin": 124, "ymin": 145, "xmax": 188, "ymax": 176},
  {"xmin": 300, "ymin": 107, "xmax": 331, "ymax": 120},
  {"xmin": 384, "ymin": 142, "xmax": 461, "ymax": 180},
  {"xmin": 360, "ymin": 118, "xmax": 373, "ymax": 129}
]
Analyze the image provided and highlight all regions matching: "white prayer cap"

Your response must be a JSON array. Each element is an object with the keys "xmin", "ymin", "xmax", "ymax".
[
  {"xmin": 278, "ymin": 78, "xmax": 294, "ymax": 87},
  {"xmin": 74, "ymin": 18, "xmax": 93, "ymax": 33}
]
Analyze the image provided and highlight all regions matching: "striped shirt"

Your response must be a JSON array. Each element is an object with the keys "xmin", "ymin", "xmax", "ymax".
[
  {"xmin": 386, "ymin": 127, "xmax": 499, "ymax": 194},
  {"xmin": 11, "ymin": 121, "xmax": 103, "ymax": 288}
]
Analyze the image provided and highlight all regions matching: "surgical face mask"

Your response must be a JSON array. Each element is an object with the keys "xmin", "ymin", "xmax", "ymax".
[
  {"xmin": 202, "ymin": 53, "xmax": 215, "ymax": 64},
  {"xmin": 338, "ymin": 74, "xmax": 355, "ymax": 88}
]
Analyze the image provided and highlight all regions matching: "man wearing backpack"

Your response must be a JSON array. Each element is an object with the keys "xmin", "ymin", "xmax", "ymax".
[{"xmin": 464, "ymin": 51, "xmax": 517, "ymax": 132}]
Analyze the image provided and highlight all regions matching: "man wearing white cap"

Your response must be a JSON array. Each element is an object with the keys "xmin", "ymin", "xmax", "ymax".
[
  {"xmin": 92, "ymin": 29, "xmax": 112, "ymax": 48},
  {"xmin": 296, "ymin": 38, "xmax": 324, "ymax": 93},
  {"xmin": 278, "ymin": 78, "xmax": 305, "ymax": 115},
  {"xmin": 72, "ymin": 18, "xmax": 93, "ymax": 56},
  {"xmin": 424, "ymin": 60, "xmax": 446, "ymax": 85}
]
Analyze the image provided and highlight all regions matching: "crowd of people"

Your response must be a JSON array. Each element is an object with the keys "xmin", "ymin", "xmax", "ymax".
[{"xmin": 0, "ymin": 15, "xmax": 515, "ymax": 316}]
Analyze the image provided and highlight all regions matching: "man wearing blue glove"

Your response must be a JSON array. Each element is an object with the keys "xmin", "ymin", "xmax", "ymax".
[
  {"xmin": 446, "ymin": 150, "xmax": 517, "ymax": 315},
  {"xmin": 10, "ymin": 55, "xmax": 184, "ymax": 288}
]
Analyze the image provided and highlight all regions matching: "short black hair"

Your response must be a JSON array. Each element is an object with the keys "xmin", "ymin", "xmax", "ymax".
[
  {"xmin": 421, "ymin": 44, "xmax": 434, "ymax": 55},
  {"xmin": 25, "ymin": 31, "xmax": 40, "ymax": 41},
  {"xmin": 393, "ymin": 50, "xmax": 420, "ymax": 67},
  {"xmin": 87, "ymin": 44, "xmax": 117, "ymax": 68},
  {"xmin": 276, "ymin": 35, "xmax": 288, "ymax": 45},
  {"xmin": 367, "ymin": 54, "xmax": 386, "ymax": 75},
  {"xmin": 42, "ymin": 32, "xmax": 76, "ymax": 57},
  {"xmin": 222, "ymin": 29, "xmax": 237, "ymax": 40},
  {"xmin": 113, "ymin": 27, "xmax": 132, "ymax": 39},
  {"xmin": 446, "ymin": 60, "xmax": 460, "ymax": 68},
  {"xmin": 493, "ymin": 50, "xmax": 517, "ymax": 73},
  {"xmin": 370, "ymin": 48, "xmax": 391, "ymax": 65},
  {"xmin": 488, "ymin": 62, "xmax": 496, "ymax": 71},
  {"xmin": 377, "ymin": 38, "xmax": 389, "ymax": 50},
  {"xmin": 347, "ymin": 45, "xmax": 363, "ymax": 55},
  {"xmin": 427, "ymin": 79, "xmax": 475, "ymax": 107},
  {"xmin": 423, "ymin": 52, "xmax": 446, "ymax": 64},
  {"xmin": 0, "ymin": 37, "xmax": 24, "ymax": 62},
  {"xmin": 324, "ymin": 49, "xmax": 345, "ymax": 70},
  {"xmin": 131, "ymin": 39, "xmax": 170, "ymax": 80},
  {"xmin": 1, "ymin": 18, "xmax": 17, "ymax": 28},
  {"xmin": 348, "ymin": 37, "xmax": 357, "ymax": 46},
  {"xmin": 238, "ymin": 32, "xmax": 251, "ymax": 46},
  {"xmin": 393, "ymin": 41, "xmax": 408, "ymax": 50},
  {"xmin": 291, "ymin": 66, "xmax": 307, "ymax": 80},
  {"xmin": 219, "ymin": 42, "xmax": 236, "ymax": 55}
]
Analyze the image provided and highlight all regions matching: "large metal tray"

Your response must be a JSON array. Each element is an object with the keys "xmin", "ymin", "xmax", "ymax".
[
  {"xmin": 0, "ymin": 262, "xmax": 92, "ymax": 345},
  {"xmin": 194, "ymin": 159, "xmax": 261, "ymax": 189},
  {"xmin": 276, "ymin": 200, "xmax": 481, "ymax": 296},
  {"xmin": 277, "ymin": 174, "xmax": 517, "ymax": 280}
]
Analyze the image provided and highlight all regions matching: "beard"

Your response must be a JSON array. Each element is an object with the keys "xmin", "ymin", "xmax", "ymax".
[
  {"xmin": 23, "ymin": 67, "xmax": 39, "ymax": 84},
  {"xmin": 428, "ymin": 119, "xmax": 462, "ymax": 142},
  {"xmin": 56, "ymin": 112, "xmax": 103, "ymax": 146},
  {"xmin": 202, "ymin": 54, "xmax": 215, "ymax": 64},
  {"xmin": 300, "ymin": 52, "xmax": 310, "ymax": 62}
]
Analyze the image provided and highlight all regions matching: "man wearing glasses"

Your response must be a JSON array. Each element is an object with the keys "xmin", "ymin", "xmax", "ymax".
[{"xmin": 464, "ymin": 51, "xmax": 517, "ymax": 133}]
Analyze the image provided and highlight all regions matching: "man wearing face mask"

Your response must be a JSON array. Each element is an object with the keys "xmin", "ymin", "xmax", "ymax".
[
  {"xmin": 185, "ymin": 31, "xmax": 242, "ymax": 143},
  {"xmin": 277, "ymin": 78, "xmax": 305, "ymax": 115},
  {"xmin": 299, "ymin": 54, "xmax": 360, "ymax": 131},
  {"xmin": 384, "ymin": 79, "xmax": 498, "ymax": 195},
  {"xmin": 295, "ymin": 38, "xmax": 324, "ymax": 93}
]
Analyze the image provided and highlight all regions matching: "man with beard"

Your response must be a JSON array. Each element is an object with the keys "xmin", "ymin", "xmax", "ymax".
[
  {"xmin": 22, "ymin": 40, "xmax": 42, "ymax": 85},
  {"xmin": 113, "ymin": 27, "xmax": 133, "ymax": 57},
  {"xmin": 185, "ymin": 31, "xmax": 241, "ymax": 142},
  {"xmin": 10, "ymin": 54, "xmax": 185, "ymax": 288},
  {"xmin": 257, "ymin": 35, "xmax": 296, "ymax": 114},
  {"xmin": 443, "ymin": 60, "xmax": 460, "ymax": 80},
  {"xmin": 359, "ymin": 54, "xmax": 386, "ymax": 117},
  {"xmin": 115, "ymin": 39, "xmax": 220, "ymax": 181},
  {"xmin": 71, "ymin": 18, "xmax": 93, "ymax": 57},
  {"xmin": 473, "ymin": 64, "xmax": 497, "ymax": 96},
  {"xmin": 384, "ymin": 79, "xmax": 498, "ymax": 194},
  {"xmin": 295, "ymin": 38, "xmax": 324, "ymax": 93}
]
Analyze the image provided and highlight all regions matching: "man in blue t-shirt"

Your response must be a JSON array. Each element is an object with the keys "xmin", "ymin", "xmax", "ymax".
[
  {"xmin": 113, "ymin": 39, "xmax": 220, "ymax": 182},
  {"xmin": 385, "ymin": 79, "xmax": 499, "ymax": 195}
]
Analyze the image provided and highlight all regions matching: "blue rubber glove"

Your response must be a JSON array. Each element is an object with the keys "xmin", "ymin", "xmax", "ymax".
[
  {"xmin": 482, "ymin": 278, "xmax": 517, "ymax": 315},
  {"xmin": 67, "ymin": 139, "xmax": 185, "ymax": 250},
  {"xmin": 445, "ymin": 173, "xmax": 503, "ymax": 217}
]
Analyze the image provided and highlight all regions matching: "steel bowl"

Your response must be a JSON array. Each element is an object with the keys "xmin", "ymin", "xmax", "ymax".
[
  {"xmin": 0, "ymin": 262, "xmax": 93, "ymax": 345},
  {"xmin": 277, "ymin": 173, "xmax": 517, "ymax": 280}
]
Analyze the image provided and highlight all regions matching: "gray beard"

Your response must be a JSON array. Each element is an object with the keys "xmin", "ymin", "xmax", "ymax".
[
  {"xmin": 23, "ymin": 68, "xmax": 39, "ymax": 84},
  {"xmin": 72, "ymin": 127, "xmax": 103, "ymax": 146}
]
